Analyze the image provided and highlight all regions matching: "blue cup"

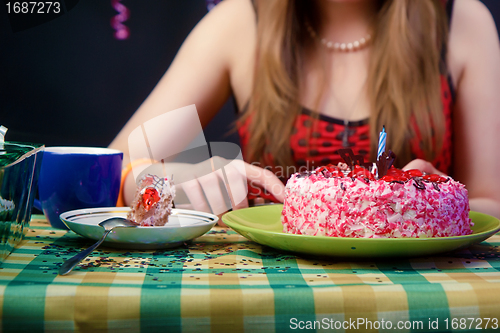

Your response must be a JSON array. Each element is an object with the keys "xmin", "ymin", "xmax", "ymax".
[{"xmin": 34, "ymin": 147, "xmax": 123, "ymax": 229}]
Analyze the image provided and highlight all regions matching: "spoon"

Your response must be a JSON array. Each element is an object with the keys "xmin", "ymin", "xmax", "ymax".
[{"xmin": 58, "ymin": 217, "xmax": 138, "ymax": 275}]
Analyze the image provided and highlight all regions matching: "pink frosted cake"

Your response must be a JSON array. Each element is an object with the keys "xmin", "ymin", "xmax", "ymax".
[
  {"xmin": 281, "ymin": 155, "xmax": 472, "ymax": 238},
  {"xmin": 127, "ymin": 174, "xmax": 175, "ymax": 226}
]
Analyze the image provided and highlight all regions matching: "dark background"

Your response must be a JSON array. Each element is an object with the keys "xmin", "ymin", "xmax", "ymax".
[{"xmin": 1, "ymin": 0, "xmax": 499, "ymax": 149}]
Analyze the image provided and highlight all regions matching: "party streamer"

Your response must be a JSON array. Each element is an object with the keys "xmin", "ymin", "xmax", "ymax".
[{"xmin": 111, "ymin": 0, "xmax": 130, "ymax": 40}]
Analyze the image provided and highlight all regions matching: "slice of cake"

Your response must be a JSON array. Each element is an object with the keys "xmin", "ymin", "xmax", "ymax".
[
  {"xmin": 127, "ymin": 174, "xmax": 175, "ymax": 226},
  {"xmin": 281, "ymin": 150, "xmax": 473, "ymax": 238}
]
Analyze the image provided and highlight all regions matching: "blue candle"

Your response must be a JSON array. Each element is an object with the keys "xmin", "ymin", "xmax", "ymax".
[{"xmin": 377, "ymin": 126, "xmax": 386, "ymax": 160}]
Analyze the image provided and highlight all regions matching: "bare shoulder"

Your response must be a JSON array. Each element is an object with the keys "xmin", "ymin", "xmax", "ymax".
[
  {"xmin": 182, "ymin": 0, "xmax": 256, "ymax": 105},
  {"xmin": 204, "ymin": 0, "xmax": 255, "ymax": 27},
  {"xmin": 189, "ymin": 0, "xmax": 256, "ymax": 46},
  {"xmin": 214, "ymin": 0, "xmax": 257, "ymax": 57},
  {"xmin": 178, "ymin": 0, "xmax": 255, "ymax": 58},
  {"xmin": 448, "ymin": 0, "xmax": 500, "ymax": 84},
  {"xmin": 211, "ymin": 0, "xmax": 257, "ymax": 108},
  {"xmin": 451, "ymin": 0, "xmax": 498, "ymax": 38}
]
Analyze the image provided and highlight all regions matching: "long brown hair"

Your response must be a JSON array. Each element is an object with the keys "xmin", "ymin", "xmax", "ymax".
[{"xmin": 241, "ymin": 0, "xmax": 448, "ymax": 172}]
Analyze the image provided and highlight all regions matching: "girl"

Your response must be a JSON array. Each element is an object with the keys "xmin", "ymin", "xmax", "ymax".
[{"xmin": 110, "ymin": 0, "xmax": 500, "ymax": 218}]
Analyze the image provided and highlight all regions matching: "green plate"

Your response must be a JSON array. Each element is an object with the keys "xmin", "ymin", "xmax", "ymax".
[{"xmin": 222, "ymin": 205, "xmax": 500, "ymax": 258}]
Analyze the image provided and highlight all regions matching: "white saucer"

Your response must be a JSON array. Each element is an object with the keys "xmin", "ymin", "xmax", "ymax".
[{"xmin": 59, "ymin": 207, "xmax": 218, "ymax": 250}]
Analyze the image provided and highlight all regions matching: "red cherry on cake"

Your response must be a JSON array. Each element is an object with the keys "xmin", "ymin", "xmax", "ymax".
[
  {"xmin": 380, "ymin": 175, "xmax": 397, "ymax": 182},
  {"xmin": 317, "ymin": 166, "xmax": 328, "ymax": 173},
  {"xmin": 348, "ymin": 165, "xmax": 375, "ymax": 180},
  {"xmin": 405, "ymin": 169, "xmax": 423, "ymax": 177},
  {"xmin": 385, "ymin": 166, "xmax": 410, "ymax": 181},
  {"xmin": 423, "ymin": 174, "xmax": 439, "ymax": 182},
  {"xmin": 317, "ymin": 165, "xmax": 343, "ymax": 177},
  {"xmin": 328, "ymin": 165, "xmax": 344, "ymax": 177},
  {"xmin": 142, "ymin": 188, "xmax": 161, "ymax": 211},
  {"xmin": 422, "ymin": 174, "xmax": 448, "ymax": 183},
  {"xmin": 330, "ymin": 170, "xmax": 344, "ymax": 177}
]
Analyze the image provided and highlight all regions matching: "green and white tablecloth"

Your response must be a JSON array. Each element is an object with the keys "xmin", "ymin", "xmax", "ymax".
[{"xmin": 0, "ymin": 215, "xmax": 499, "ymax": 333}]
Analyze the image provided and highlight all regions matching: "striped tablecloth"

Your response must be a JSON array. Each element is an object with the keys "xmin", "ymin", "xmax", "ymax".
[{"xmin": 0, "ymin": 215, "xmax": 499, "ymax": 333}]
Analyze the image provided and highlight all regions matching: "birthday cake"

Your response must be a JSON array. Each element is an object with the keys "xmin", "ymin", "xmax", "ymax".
[
  {"xmin": 281, "ymin": 149, "xmax": 472, "ymax": 238},
  {"xmin": 127, "ymin": 174, "xmax": 175, "ymax": 226}
]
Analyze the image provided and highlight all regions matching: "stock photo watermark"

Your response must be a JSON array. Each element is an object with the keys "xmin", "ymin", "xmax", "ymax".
[
  {"xmin": 289, "ymin": 317, "xmax": 499, "ymax": 331},
  {"xmin": 125, "ymin": 105, "xmax": 330, "ymax": 214},
  {"xmin": 127, "ymin": 105, "xmax": 249, "ymax": 215}
]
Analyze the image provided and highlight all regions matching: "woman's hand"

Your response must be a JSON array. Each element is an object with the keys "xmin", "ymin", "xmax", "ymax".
[
  {"xmin": 175, "ymin": 157, "xmax": 285, "ymax": 215},
  {"xmin": 126, "ymin": 157, "xmax": 285, "ymax": 225},
  {"xmin": 402, "ymin": 159, "xmax": 446, "ymax": 176}
]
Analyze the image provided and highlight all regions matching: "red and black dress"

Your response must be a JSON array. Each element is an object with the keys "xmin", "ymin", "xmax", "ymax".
[{"xmin": 237, "ymin": 0, "xmax": 455, "ymax": 202}]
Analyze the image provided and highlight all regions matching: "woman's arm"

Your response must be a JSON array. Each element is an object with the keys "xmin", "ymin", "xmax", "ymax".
[
  {"xmin": 109, "ymin": 1, "xmax": 285, "ymax": 214},
  {"xmin": 125, "ymin": 158, "xmax": 285, "ymax": 216},
  {"xmin": 449, "ymin": 0, "xmax": 500, "ymax": 217},
  {"xmin": 109, "ymin": 0, "xmax": 255, "ymax": 164}
]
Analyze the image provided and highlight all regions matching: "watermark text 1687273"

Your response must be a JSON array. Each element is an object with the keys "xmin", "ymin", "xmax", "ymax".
[
  {"xmin": 5, "ymin": 2, "xmax": 61, "ymax": 14},
  {"xmin": 3, "ymin": 1, "xmax": 73, "ymax": 32}
]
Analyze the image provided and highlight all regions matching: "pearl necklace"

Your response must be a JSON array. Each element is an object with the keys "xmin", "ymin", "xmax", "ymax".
[{"xmin": 305, "ymin": 21, "xmax": 372, "ymax": 52}]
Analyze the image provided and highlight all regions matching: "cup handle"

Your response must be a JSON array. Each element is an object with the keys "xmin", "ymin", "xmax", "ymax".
[{"xmin": 33, "ymin": 199, "xmax": 43, "ymax": 212}]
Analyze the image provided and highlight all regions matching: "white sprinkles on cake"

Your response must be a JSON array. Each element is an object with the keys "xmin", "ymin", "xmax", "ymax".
[{"xmin": 281, "ymin": 149, "xmax": 472, "ymax": 238}]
